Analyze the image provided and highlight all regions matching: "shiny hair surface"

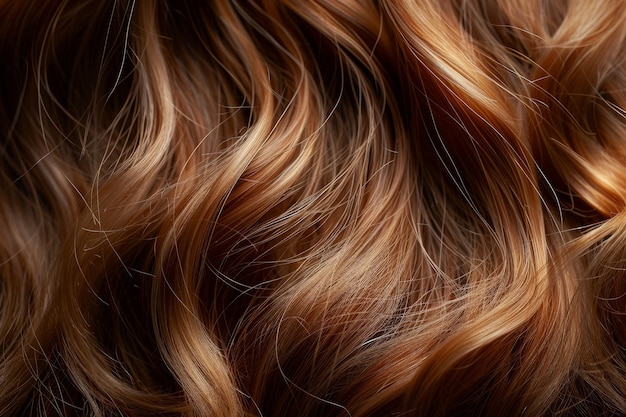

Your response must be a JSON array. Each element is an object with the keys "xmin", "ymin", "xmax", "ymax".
[{"xmin": 1, "ymin": 0, "xmax": 626, "ymax": 416}]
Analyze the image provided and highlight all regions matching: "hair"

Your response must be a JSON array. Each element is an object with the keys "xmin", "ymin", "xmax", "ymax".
[{"xmin": 1, "ymin": 0, "xmax": 626, "ymax": 415}]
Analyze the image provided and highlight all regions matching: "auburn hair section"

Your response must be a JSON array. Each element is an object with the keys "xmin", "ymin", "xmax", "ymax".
[{"xmin": 1, "ymin": 0, "xmax": 626, "ymax": 416}]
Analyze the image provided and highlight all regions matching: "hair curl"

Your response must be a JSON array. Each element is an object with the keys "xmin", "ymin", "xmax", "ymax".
[{"xmin": 1, "ymin": 0, "xmax": 626, "ymax": 416}]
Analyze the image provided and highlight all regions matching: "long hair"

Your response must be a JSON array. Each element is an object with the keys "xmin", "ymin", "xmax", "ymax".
[{"xmin": 2, "ymin": 0, "xmax": 626, "ymax": 415}]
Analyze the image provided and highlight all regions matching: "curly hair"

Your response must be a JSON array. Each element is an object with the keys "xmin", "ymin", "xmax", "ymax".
[{"xmin": 1, "ymin": 0, "xmax": 626, "ymax": 415}]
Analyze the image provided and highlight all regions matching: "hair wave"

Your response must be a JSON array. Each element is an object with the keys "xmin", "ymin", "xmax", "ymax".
[{"xmin": 2, "ymin": 0, "xmax": 626, "ymax": 415}]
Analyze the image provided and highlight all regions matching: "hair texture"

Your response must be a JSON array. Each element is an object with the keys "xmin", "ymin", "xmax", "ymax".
[{"xmin": 1, "ymin": 0, "xmax": 626, "ymax": 416}]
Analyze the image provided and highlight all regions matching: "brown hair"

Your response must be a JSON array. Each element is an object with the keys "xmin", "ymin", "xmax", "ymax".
[{"xmin": 2, "ymin": 0, "xmax": 626, "ymax": 415}]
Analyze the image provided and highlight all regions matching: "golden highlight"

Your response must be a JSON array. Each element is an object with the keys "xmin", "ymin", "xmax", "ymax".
[{"xmin": 1, "ymin": 0, "xmax": 626, "ymax": 415}]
